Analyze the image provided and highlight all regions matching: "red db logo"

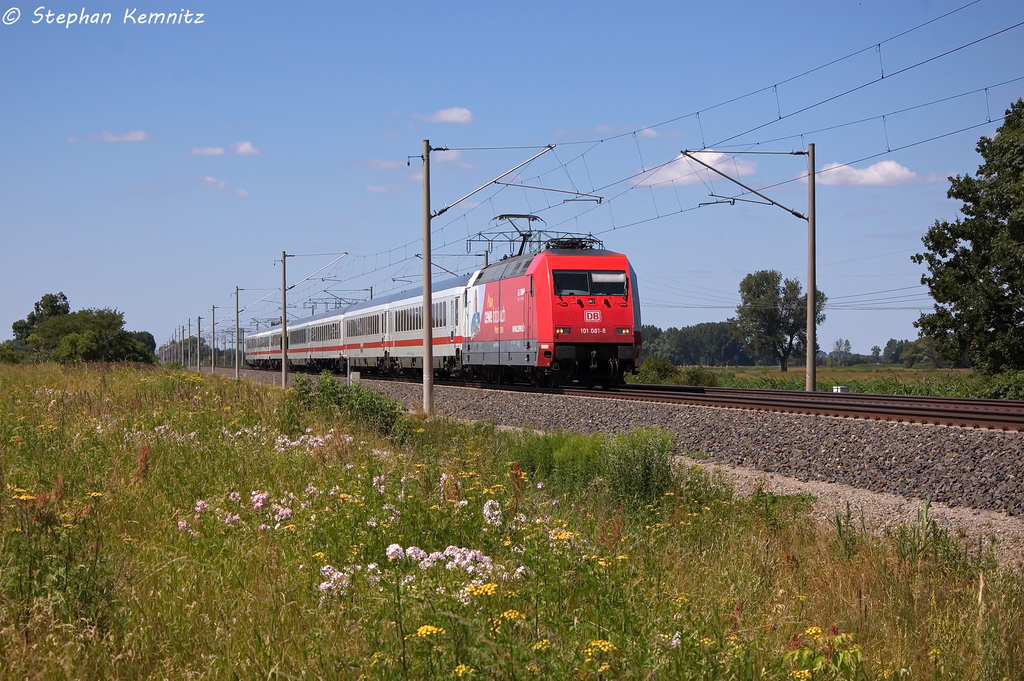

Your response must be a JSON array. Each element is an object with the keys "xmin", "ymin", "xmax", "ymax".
[{"xmin": 584, "ymin": 310, "xmax": 602, "ymax": 322}]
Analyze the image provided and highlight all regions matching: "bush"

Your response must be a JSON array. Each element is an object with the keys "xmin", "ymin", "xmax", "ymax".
[
  {"xmin": 634, "ymin": 355, "xmax": 679, "ymax": 384},
  {"xmin": 679, "ymin": 366, "xmax": 719, "ymax": 387},
  {"xmin": 604, "ymin": 428, "xmax": 675, "ymax": 506},
  {"xmin": 508, "ymin": 430, "xmax": 605, "ymax": 492},
  {"xmin": 292, "ymin": 371, "xmax": 405, "ymax": 438}
]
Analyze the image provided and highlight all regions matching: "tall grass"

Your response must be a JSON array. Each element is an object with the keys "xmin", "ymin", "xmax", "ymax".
[{"xmin": 1, "ymin": 364, "xmax": 1022, "ymax": 678}]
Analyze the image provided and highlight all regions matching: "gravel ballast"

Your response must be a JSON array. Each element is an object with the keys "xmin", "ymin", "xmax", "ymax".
[{"xmin": 366, "ymin": 380, "xmax": 1024, "ymax": 566}]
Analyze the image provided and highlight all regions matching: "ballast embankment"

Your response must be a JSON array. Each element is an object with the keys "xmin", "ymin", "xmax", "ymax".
[{"xmin": 368, "ymin": 380, "xmax": 1024, "ymax": 516}]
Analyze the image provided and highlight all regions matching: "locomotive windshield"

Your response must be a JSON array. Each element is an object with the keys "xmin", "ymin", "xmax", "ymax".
[{"xmin": 553, "ymin": 270, "xmax": 627, "ymax": 296}]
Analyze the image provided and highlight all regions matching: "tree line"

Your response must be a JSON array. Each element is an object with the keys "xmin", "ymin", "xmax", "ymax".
[{"xmin": 1, "ymin": 292, "xmax": 156, "ymax": 364}]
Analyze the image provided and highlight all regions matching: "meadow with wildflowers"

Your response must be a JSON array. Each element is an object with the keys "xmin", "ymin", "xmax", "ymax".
[{"xmin": 2, "ymin": 363, "xmax": 1024, "ymax": 679}]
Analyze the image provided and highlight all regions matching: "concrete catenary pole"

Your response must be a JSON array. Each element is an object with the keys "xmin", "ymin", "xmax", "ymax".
[
  {"xmin": 421, "ymin": 139, "xmax": 434, "ymax": 416},
  {"xmin": 805, "ymin": 143, "xmax": 817, "ymax": 392},
  {"xmin": 281, "ymin": 251, "xmax": 290, "ymax": 389},
  {"xmin": 188, "ymin": 319, "xmax": 192, "ymax": 369},
  {"xmin": 196, "ymin": 316, "xmax": 202, "ymax": 371},
  {"xmin": 235, "ymin": 286, "xmax": 240, "ymax": 380},
  {"xmin": 211, "ymin": 305, "xmax": 216, "ymax": 373}
]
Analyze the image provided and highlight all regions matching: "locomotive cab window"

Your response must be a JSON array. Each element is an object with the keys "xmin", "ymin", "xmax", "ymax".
[
  {"xmin": 552, "ymin": 271, "xmax": 589, "ymax": 296},
  {"xmin": 591, "ymin": 271, "xmax": 627, "ymax": 296},
  {"xmin": 553, "ymin": 270, "xmax": 627, "ymax": 297}
]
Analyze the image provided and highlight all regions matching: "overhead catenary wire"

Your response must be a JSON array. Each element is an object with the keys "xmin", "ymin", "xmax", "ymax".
[{"xmin": 214, "ymin": 3, "xmax": 1020, "ymax": 339}]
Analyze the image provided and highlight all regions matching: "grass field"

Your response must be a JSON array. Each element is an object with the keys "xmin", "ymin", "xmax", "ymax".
[
  {"xmin": 632, "ymin": 360, "xmax": 1024, "ymax": 400},
  {"xmin": 2, "ymin": 364, "xmax": 1023, "ymax": 679}
]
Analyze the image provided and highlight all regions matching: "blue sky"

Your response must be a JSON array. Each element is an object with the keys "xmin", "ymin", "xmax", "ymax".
[{"xmin": 2, "ymin": 1, "xmax": 1022, "ymax": 356}]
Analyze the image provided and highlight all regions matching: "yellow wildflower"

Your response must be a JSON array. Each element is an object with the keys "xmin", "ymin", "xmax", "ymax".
[
  {"xmin": 453, "ymin": 664, "xmax": 475, "ymax": 676},
  {"xmin": 531, "ymin": 639, "xmax": 551, "ymax": 651},
  {"xmin": 415, "ymin": 625, "xmax": 446, "ymax": 637},
  {"xmin": 586, "ymin": 639, "xmax": 616, "ymax": 653},
  {"xmin": 501, "ymin": 609, "xmax": 524, "ymax": 620},
  {"xmin": 464, "ymin": 582, "xmax": 498, "ymax": 597}
]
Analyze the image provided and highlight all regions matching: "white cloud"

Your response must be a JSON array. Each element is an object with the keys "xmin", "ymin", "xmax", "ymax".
[
  {"xmin": 364, "ymin": 158, "xmax": 406, "ymax": 170},
  {"xmin": 195, "ymin": 176, "xmax": 247, "ymax": 196},
  {"xmin": 433, "ymin": 150, "xmax": 461, "ymax": 162},
  {"xmin": 432, "ymin": 149, "xmax": 475, "ymax": 170},
  {"xmin": 234, "ymin": 141, "xmax": 260, "ymax": 156},
  {"xmin": 636, "ymin": 151, "xmax": 756, "ymax": 187},
  {"xmin": 817, "ymin": 160, "xmax": 918, "ymax": 186},
  {"xmin": 595, "ymin": 124, "xmax": 616, "ymax": 133},
  {"xmin": 366, "ymin": 185, "xmax": 390, "ymax": 193},
  {"xmin": 417, "ymin": 107, "xmax": 474, "ymax": 124},
  {"xmin": 639, "ymin": 127, "xmax": 659, "ymax": 138},
  {"xmin": 190, "ymin": 146, "xmax": 225, "ymax": 156},
  {"xmin": 94, "ymin": 130, "xmax": 147, "ymax": 142}
]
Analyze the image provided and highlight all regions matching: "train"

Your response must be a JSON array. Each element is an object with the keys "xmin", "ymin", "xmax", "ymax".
[{"xmin": 244, "ymin": 238, "xmax": 642, "ymax": 386}]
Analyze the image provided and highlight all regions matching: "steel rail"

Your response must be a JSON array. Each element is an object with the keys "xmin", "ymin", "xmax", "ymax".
[
  {"xmin": 566, "ymin": 386, "xmax": 1024, "ymax": 431},
  {"xmin": 622, "ymin": 383, "xmax": 1024, "ymax": 413}
]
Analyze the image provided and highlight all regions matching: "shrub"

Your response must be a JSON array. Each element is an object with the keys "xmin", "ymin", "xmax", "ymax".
[
  {"xmin": 341, "ymin": 381, "xmax": 405, "ymax": 439},
  {"xmin": 679, "ymin": 366, "xmax": 719, "ymax": 387},
  {"xmin": 291, "ymin": 371, "xmax": 406, "ymax": 438},
  {"xmin": 509, "ymin": 430, "xmax": 605, "ymax": 492},
  {"xmin": 604, "ymin": 428, "xmax": 675, "ymax": 506},
  {"xmin": 634, "ymin": 355, "xmax": 679, "ymax": 384}
]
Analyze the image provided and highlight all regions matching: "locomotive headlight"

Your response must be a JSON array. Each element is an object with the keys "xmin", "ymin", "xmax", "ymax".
[
  {"xmin": 555, "ymin": 326, "xmax": 572, "ymax": 335},
  {"xmin": 616, "ymin": 327, "xmax": 631, "ymax": 334}
]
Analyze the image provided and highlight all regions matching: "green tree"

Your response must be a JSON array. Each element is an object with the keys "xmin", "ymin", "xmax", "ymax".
[
  {"xmin": 829, "ymin": 338, "xmax": 852, "ymax": 366},
  {"xmin": 870, "ymin": 345, "xmax": 882, "ymax": 363},
  {"xmin": 12, "ymin": 292, "xmax": 70, "ymax": 343},
  {"xmin": 882, "ymin": 338, "xmax": 907, "ymax": 364},
  {"xmin": 0, "ymin": 341, "xmax": 24, "ymax": 363},
  {"xmin": 729, "ymin": 270, "xmax": 826, "ymax": 372},
  {"xmin": 640, "ymin": 324, "xmax": 662, "ymax": 345},
  {"xmin": 130, "ymin": 330, "xmax": 157, "ymax": 354},
  {"xmin": 912, "ymin": 99, "xmax": 1024, "ymax": 374},
  {"xmin": 902, "ymin": 336, "xmax": 943, "ymax": 369},
  {"xmin": 646, "ymin": 322, "xmax": 753, "ymax": 366},
  {"xmin": 28, "ymin": 309, "xmax": 155, "ymax": 363}
]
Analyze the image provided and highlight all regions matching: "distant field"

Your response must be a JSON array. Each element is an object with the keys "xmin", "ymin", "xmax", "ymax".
[
  {"xmin": 710, "ymin": 365, "xmax": 974, "ymax": 385},
  {"xmin": 631, "ymin": 362, "xmax": 1024, "ymax": 399},
  {"xmin": 2, "ymin": 364, "xmax": 1023, "ymax": 679}
]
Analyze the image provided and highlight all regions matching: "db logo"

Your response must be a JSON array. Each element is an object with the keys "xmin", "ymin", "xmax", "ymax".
[{"xmin": 584, "ymin": 310, "xmax": 602, "ymax": 322}]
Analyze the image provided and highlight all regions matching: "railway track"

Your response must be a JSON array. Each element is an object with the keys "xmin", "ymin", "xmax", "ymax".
[
  {"xmin": 573, "ymin": 384, "xmax": 1024, "ymax": 431},
  {"xmin": 215, "ymin": 366, "xmax": 1024, "ymax": 432}
]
